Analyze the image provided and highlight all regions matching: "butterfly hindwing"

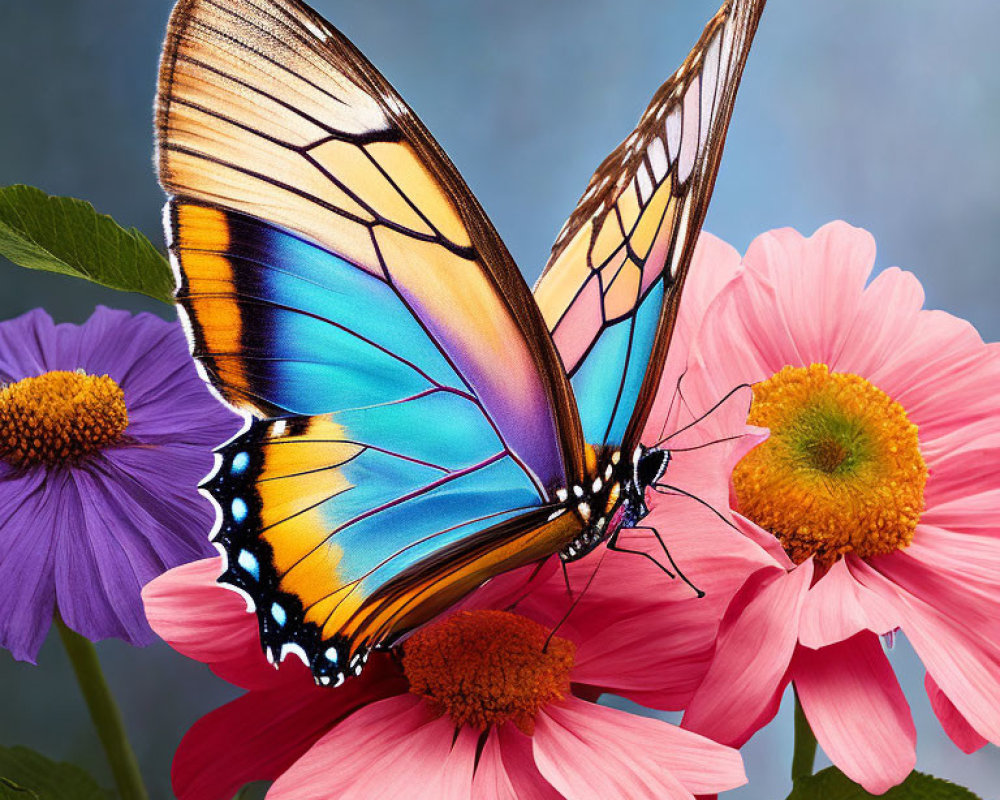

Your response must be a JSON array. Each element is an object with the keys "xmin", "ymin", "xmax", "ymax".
[
  {"xmin": 534, "ymin": 0, "xmax": 765, "ymax": 453},
  {"xmin": 158, "ymin": 0, "xmax": 591, "ymax": 679},
  {"xmin": 206, "ymin": 413, "xmax": 575, "ymax": 683}
]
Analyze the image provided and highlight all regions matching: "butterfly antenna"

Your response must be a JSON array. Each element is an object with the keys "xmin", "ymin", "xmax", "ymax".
[
  {"xmin": 543, "ymin": 548, "xmax": 607, "ymax": 653},
  {"xmin": 653, "ymin": 481, "xmax": 741, "ymax": 533},
  {"xmin": 665, "ymin": 433, "xmax": 747, "ymax": 453},
  {"xmin": 653, "ymin": 383, "xmax": 752, "ymax": 449},
  {"xmin": 656, "ymin": 366, "xmax": 690, "ymax": 444}
]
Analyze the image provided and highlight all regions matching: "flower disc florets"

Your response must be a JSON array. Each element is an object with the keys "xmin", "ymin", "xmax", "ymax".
[
  {"xmin": 0, "ymin": 370, "xmax": 128, "ymax": 467},
  {"xmin": 733, "ymin": 364, "xmax": 926, "ymax": 566},
  {"xmin": 402, "ymin": 609, "xmax": 575, "ymax": 734}
]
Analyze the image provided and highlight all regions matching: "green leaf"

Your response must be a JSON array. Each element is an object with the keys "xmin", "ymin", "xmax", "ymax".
[
  {"xmin": 0, "ymin": 777, "xmax": 39, "ymax": 799},
  {"xmin": 0, "ymin": 746, "xmax": 112, "ymax": 800},
  {"xmin": 0, "ymin": 184, "xmax": 174, "ymax": 303},
  {"xmin": 788, "ymin": 767, "xmax": 983, "ymax": 800}
]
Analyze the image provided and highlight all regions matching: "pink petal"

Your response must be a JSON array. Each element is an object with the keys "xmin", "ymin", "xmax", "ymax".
[
  {"xmin": 864, "ymin": 309, "xmax": 993, "ymax": 441},
  {"xmin": 534, "ymin": 697, "xmax": 745, "ymax": 799},
  {"xmin": 853, "ymin": 560, "xmax": 1000, "ymax": 743},
  {"xmin": 471, "ymin": 729, "xmax": 519, "ymax": 800},
  {"xmin": 925, "ymin": 673, "xmax": 988, "ymax": 754},
  {"xmin": 868, "ymin": 545, "xmax": 1000, "ymax": 642},
  {"xmin": 832, "ymin": 266, "xmax": 925, "ymax": 378},
  {"xmin": 142, "ymin": 557, "xmax": 277, "ymax": 690},
  {"xmin": 797, "ymin": 557, "xmax": 898, "ymax": 648},
  {"xmin": 742, "ymin": 222, "xmax": 876, "ymax": 368},
  {"xmin": 682, "ymin": 561, "xmax": 813, "ymax": 746},
  {"xmin": 732, "ymin": 512, "xmax": 795, "ymax": 569},
  {"xmin": 898, "ymin": 524, "xmax": 1000, "ymax": 606},
  {"xmin": 269, "ymin": 695, "xmax": 474, "ymax": 800},
  {"xmin": 648, "ymin": 385, "xmax": 759, "ymax": 511},
  {"xmin": 921, "ymin": 489, "xmax": 1000, "ymax": 535},
  {"xmin": 923, "ymin": 430, "xmax": 1000, "ymax": 508},
  {"xmin": 470, "ymin": 726, "xmax": 563, "ymax": 800},
  {"xmin": 567, "ymin": 522, "xmax": 771, "ymax": 709},
  {"xmin": 172, "ymin": 674, "xmax": 396, "ymax": 800},
  {"xmin": 793, "ymin": 633, "xmax": 915, "ymax": 794}
]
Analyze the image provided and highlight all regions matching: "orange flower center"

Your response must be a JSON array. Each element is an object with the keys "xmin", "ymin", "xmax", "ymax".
[
  {"xmin": 401, "ymin": 609, "xmax": 575, "ymax": 734},
  {"xmin": 0, "ymin": 370, "xmax": 128, "ymax": 467},
  {"xmin": 733, "ymin": 364, "xmax": 926, "ymax": 566}
]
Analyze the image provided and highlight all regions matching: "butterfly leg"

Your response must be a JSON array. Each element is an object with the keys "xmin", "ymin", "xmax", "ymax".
[{"xmin": 607, "ymin": 525, "xmax": 704, "ymax": 598}]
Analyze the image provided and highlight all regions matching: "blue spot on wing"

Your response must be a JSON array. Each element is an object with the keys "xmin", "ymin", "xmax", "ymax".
[
  {"xmin": 231, "ymin": 497, "xmax": 248, "ymax": 523},
  {"xmin": 231, "ymin": 452, "xmax": 250, "ymax": 475},
  {"xmin": 237, "ymin": 549, "xmax": 260, "ymax": 580}
]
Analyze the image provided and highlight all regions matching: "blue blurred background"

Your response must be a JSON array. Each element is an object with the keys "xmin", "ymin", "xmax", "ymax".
[{"xmin": 1, "ymin": 1, "xmax": 998, "ymax": 797}]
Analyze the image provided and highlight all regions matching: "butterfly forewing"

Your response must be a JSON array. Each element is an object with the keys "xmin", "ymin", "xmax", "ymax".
[
  {"xmin": 534, "ymin": 0, "xmax": 765, "ymax": 455},
  {"xmin": 157, "ymin": 0, "xmax": 590, "ymax": 681}
]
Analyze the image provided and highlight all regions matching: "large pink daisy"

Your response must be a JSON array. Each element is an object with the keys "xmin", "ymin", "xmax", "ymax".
[
  {"xmin": 143, "ymin": 538, "xmax": 750, "ymax": 799},
  {"xmin": 669, "ymin": 222, "xmax": 1000, "ymax": 794}
]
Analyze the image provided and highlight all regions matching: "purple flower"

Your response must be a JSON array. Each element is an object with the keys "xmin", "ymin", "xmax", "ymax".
[{"xmin": 0, "ymin": 307, "xmax": 241, "ymax": 662}]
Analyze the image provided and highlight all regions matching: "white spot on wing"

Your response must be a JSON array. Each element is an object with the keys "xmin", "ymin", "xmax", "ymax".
[
  {"xmin": 700, "ymin": 33, "xmax": 722, "ymax": 150},
  {"xmin": 669, "ymin": 201, "xmax": 694, "ymax": 277},
  {"xmin": 647, "ymin": 137, "xmax": 668, "ymax": 182},
  {"xmin": 636, "ymin": 162, "xmax": 653, "ymax": 204},
  {"xmin": 302, "ymin": 17, "xmax": 330, "ymax": 41},
  {"xmin": 678, "ymin": 77, "xmax": 701, "ymax": 183},
  {"xmin": 665, "ymin": 108, "xmax": 682, "ymax": 165},
  {"xmin": 280, "ymin": 642, "xmax": 310, "ymax": 667}
]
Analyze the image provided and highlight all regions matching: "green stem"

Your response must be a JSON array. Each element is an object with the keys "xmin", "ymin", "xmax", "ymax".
[
  {"xmin": 56, "ymin": 618, "xmax": 149, "ymax": 800},
  {"xmin": 791, "ymin": 691, "xmax": 818, "ymax": 783}
]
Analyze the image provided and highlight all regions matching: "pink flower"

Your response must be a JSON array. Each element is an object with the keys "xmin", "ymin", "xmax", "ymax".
[
  {"xmin": 668, "ymin": 222, "xmax": 1000, "ymax": 794},
  {"xmin": 143, "ymin": 546, "xmax": 747, "ymax": 799}
]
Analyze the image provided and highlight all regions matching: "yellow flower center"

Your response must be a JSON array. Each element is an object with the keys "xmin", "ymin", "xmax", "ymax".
[
  {"xmin": 733, "ymin": 364, "xmax": 926, "ymax": 566},
  {"xmin": 402, "ymin": 609, "xmax": 575, "ymax": 734},
  {"xmin": 0, "ymin": 370, "xmax": 128, "ymax": 467}
]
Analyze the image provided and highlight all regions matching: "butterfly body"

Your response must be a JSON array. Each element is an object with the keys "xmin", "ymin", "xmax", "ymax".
[
  {"xmin": 157, "ymin": 0, "xmax": 765, "ymax": 685},
  {"xmin": 552, "ymin": 443, "xmax": 669, "ymax": 562}
]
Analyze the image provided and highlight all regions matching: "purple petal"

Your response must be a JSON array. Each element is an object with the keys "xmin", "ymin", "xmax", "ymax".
[
  {"xmin": 0, "ymin": 308, "xmax": 58, "ymax": 381},
  {"xmin": 98, "ymin": 446, "xmax": 219, "ymax": 560},
  {"xmin": 0, "ymin": 466, "xmax": 61, "ymax": 662},
  {"xmin": 55, "ymin": 453, "xmax": 218, "ymax": 647}
]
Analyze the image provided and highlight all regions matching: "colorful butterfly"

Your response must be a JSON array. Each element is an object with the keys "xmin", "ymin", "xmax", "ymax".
[{"xmin": 157, "ymin": 0, "xmax": 765, "ymax": 686}]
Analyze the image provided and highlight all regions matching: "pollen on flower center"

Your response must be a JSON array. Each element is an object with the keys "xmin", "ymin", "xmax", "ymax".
[
  {"xmin": 0, "ymin": 370, "xmax": 128, "ymax": 467},
  {"xmin": 401, "ymin": 609, "xmax": 575, "ymax": 734},
  {"xmin": 733, "ymin": 364, "xmax": 927, "ymax": 566}
]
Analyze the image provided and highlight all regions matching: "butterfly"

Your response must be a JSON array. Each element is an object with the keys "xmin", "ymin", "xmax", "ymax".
[{"xmin": 156, "ymin": 0, "xmax": 765, "ymax": 686}]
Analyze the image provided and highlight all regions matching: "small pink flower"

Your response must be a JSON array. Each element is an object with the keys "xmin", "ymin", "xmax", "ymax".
[
  {"xmin": 667, "ymin": 222, "xmax": 1000, "ymax": 794},
  {"xmin": 144, "ymin": 544, "xmax": 748, "ymax": 799}
]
